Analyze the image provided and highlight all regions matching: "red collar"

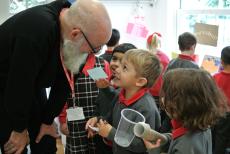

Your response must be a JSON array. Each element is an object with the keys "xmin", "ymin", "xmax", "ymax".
[
  {"xmin": 82, "ymin": 54, "xmax": 96, "ymax": 76},
  {"xmin": 105, "ymin": 50, "xmax": 113, "ymax": 54},
  {"xmin": 178, "ymin": 54, "xmax": 197, "ymax": 62},
  {"xmin": 221, "ymin": 71, "xmax": 230, "ymax": 75},
  {"xmin": 119, "ymin": 88, "xmax": 148, "ymax": 106},
  {"xmin": 171, "ymin": 119, "xmax": 188, "ymax": 139}
]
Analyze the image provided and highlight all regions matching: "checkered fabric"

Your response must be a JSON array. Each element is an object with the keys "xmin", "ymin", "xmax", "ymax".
[{"xmin": 65, "ymin": 57, "xmax": 105, "ymax": 154}]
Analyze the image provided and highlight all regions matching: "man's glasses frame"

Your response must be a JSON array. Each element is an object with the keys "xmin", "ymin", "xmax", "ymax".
[{"xmin": 81, "ymin": 31, "xmax": 101, "ymax": 54}]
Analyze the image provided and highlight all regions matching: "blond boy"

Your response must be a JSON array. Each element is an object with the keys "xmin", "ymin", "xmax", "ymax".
[{"xmin": 87, "ymin": 49, "xmax": 162, "ymax": 154}]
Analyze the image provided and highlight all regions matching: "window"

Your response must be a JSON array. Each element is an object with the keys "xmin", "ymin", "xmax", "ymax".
[
  {"xmin": 177, "ymin": 0, "xmax": 230, "ymax": 66},
  {"xmin": 9, "ymin": 0, "xmax": 47, "ymax": 14},
  {"xmin": 180, "ymin": 0, "xmax": 230, "ymax": 9}
]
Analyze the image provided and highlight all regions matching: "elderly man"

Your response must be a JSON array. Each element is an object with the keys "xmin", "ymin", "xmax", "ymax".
[{"xmin": 0, "ymin": 0, "xmax": 112, "ymax": 153}]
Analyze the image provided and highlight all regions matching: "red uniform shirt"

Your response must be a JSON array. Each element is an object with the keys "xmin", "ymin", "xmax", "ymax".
[
  {"xmin": 213, "ymin": 71, "xmax": 230, "ymax": 107},
  {"xmin": 149, "ymin": 50, "xmax": 169, "ymax": 96}
]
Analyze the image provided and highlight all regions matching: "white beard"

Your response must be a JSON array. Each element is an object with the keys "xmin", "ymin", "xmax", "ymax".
[{"xmin": 62, "ymin": 38, "xmax": 88, "ymax": 74}]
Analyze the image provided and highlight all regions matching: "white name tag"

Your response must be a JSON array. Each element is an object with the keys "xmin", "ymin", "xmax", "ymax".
[
  {"xmin": 87, "ymin": 67, "xmax": 108, "ymax": 81},
  {"xmin": 67, "ymin": 107, "xmax": 85, "ymax": 121}
]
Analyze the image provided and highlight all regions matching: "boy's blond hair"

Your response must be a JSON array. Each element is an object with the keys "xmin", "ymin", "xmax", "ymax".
[{"xmin": 124, "ymin": 49, "xmax": 162, "ymax": 88}]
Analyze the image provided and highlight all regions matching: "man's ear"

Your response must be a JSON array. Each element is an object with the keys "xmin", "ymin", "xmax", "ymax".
[
  {"xmin": 70, "ymin": 28, "xmax": 81, "ymax": 41},
  {"xmin": 136, "ymin": 77, "xmax": 147, "ymax": 87}
]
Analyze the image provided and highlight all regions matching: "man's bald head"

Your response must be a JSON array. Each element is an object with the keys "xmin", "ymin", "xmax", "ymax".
[
  {"xmin": 65, "ymin": 0, "xmax": 112, "ymax": 45},
  {"xmin": 60, "ymin": 0, "xmax": 112, "ymax": 74}
]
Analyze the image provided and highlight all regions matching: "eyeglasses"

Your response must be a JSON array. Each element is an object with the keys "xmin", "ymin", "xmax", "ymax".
[{"xmin": 81, "ymin": 31, "xmax": 101, "ymax": 54}]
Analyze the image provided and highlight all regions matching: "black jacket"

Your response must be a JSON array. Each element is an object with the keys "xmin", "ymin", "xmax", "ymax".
[{"xmin": 0, "ymin": 0, "xmax": 71, "ymax": 132}]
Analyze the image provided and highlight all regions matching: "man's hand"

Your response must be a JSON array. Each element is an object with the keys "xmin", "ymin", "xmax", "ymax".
[
  {"xmin": 4, "ymin": 129, "xmax": 29, "ymax": 154},
  {"xmin": 60, "ymin": 123, "xmax": 69, "ymax": 135},
  {"xmin": 97, "ymin": 119, "xmax": 112, "ymax": 138},
  {"xmin": 85, "ymin": 117, "xmax": 98, "ymax": 138},
  {"xmin": 35, "ymin": 123, "xmax": 59, "ymax": 143}
]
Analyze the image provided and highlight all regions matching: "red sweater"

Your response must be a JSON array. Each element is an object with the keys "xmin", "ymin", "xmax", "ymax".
[
  {"xmin": 149, "ymin": 50, "xmax": 169, "ymax": 96},
  {"xmin": 213, "ymin": 71, "xmax": 230, "ymax": 107}
]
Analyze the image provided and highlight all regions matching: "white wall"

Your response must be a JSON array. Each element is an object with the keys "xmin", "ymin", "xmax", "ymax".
[
  {"xmin": 102, "ymin": 0, "xmax": 180, "ymax": 57},
  {"xmin": 164, "ymin": 0, "xmax": 180, "ymax": 54}
]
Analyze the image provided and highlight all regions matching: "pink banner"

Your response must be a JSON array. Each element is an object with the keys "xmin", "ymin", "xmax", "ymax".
[{"xmin": 126, "ymin": 16, "xmax": 148, "ymax": 38}]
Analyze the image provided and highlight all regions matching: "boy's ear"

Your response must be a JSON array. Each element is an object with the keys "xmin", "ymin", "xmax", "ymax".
[{"xmin": 136, "ymin": 77, "xmax": 148, "ymax": 87}]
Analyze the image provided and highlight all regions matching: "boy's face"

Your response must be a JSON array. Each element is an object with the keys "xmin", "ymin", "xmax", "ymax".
[
  {"xmin": 110, "ymin": 52, "xmax": 125, "ymax": 78},
  {"xmin": 113, "ymin": 57, "xmax": 139, "ymax": 89}
]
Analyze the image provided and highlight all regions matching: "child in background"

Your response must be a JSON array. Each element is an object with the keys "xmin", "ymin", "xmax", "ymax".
[
  {"xmin": 100, "ymin": 28, "xmax": 120, "ymax": 62},
  {"xmin": 212, "ymin": 46, "xmax": 230, "ymax": 154},
  {"xmin": 213, "ymin": 46, "xmax": 230, "ymax": 108},
  {"xmin": 87, "ymin": 49, "xmax": 162, "ymax": 154},
  {"xmin": 166, "ymin": 32, "xmax": 199, "ymax": 71},
  {"xmin": 146, "ymin": 32, "xmax": 169, "ymax": 126},
  {"xmin": 58, "ymin": 54, "xmax": 111, "ymax": 154},
  {"xmin": 147, "ymin": 32, "xmax": 169, "ymax": 101},
  {"xmin": 144, "ymin": 68, "xmax": 227, "ymax": 154},
  {"xmin": 146, "ymin": 32, "xmax": 169, "ymax": 71}
]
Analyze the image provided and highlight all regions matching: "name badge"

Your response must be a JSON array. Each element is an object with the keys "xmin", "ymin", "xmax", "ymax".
[{"xmin": 67, "ymin": 107, "xmax": 85, "ymax": 121}]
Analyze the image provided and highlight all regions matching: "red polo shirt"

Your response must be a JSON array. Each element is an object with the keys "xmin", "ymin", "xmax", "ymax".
[
  {"xmin": 149, "ymin": 50, "xmax": 169, "ymax": 96},
  {"xmin": 213, "ymin": 71, "xmax": 230, "ymax": 107}
]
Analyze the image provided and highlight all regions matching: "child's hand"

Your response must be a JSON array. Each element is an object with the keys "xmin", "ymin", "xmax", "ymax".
[
  {"xmin": 95, "ymin": 79, "xmax": 110, "ymax": 88},
  {"xmin": 97, "ymin": 119, "xmax": 112, "ymax": 138},
  {"xmin": 143, "ymin": 139, "xmax": 161, "ymax": 150},
  {"xmin": 85, "ymin": 117, "xmax": 98, "ymax": 138}
]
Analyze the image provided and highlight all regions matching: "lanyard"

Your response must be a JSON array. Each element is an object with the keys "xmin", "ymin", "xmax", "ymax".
[{"xmin": 60, "ymin": 53, "xmax": 75, "ymax": 99}]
